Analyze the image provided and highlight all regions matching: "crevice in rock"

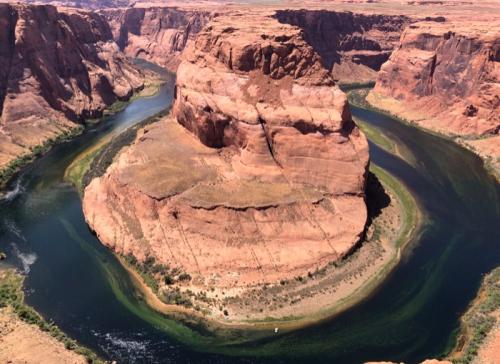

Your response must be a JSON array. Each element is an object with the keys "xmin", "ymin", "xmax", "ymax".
[{"xmin": 258, "ymin": 116, "xmax": 283, "ymax": 168}]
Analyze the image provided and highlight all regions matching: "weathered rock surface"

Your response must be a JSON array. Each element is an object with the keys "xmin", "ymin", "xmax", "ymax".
[
  {"xmin": 101, "ymin": 7, "xmax": 214, "ymax": 71},
  {"xmin": 84, "ymin": 13, "xmax": 369, "ymax": 292},
  {"xmin": 371, "ymin": 20, "xmax": 499, "ymax": 137},
  {"xmin": 368, "ymin": 19, "xmax": 500, "ymax": 178},
  {"xmin": 274, "ymin": 10, "xmax": 411, "ymax": 83},
  {"xmin": 0, "ymin": 3, "xmax": 143, "ymax": 171}
]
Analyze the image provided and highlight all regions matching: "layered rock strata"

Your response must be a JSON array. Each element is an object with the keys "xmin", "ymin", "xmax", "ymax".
[
  {"xmin": 84, "ymin": 13, "xmax": 369, "ymax": 298},
  {"xmin": 0, "ymin": 3, "xmax": 143, "ymax": 172},
  {"xmin": 274, "ymin": 10, "xmax": 411, "ymax": 83},
  {"xmin": 368, "ymin": 20, "xmax": 500, "ymax": 177},
  {"xmin": 101, "ymin": 7, "xmax": 214, "ymax": 71}
]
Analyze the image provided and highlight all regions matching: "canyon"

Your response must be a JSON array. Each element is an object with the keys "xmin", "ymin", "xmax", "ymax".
[
  {"xmin": 83, "ymin": 10, "xmax": 372, "ymax": 321},
  {"xmin": 0, "ymin": 3, "xmax": 143, "ymax": 183},
  {"xmin": 0, "ymin": 0, "xmax": 498, "ymax": 362},
  {"xmin": 368, "ymin": 18, "xmax": 500, "ymax": 179},
  {"xmin": 101, "ymin": 6, "xmax": 215, "ymax": 71}
]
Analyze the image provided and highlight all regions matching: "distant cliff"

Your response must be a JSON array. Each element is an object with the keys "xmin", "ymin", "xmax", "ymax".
[
  {"xmin": 274, "ymin": 10, "xmax": 411, "ymax": 83},
  {"xmin": 0, "ymin": 4, "xmax": 143, "ymax": 177},
  {"xmin": 372, "ymin": 21, "xmax": 499, "ymax": 136},
  {"xmin": 101, "ymin": 7, "xmax": 215, "ymax": 71},
  {"xmin": 368, "ymin": 20, "xmax": 499, "ymax": 178}
]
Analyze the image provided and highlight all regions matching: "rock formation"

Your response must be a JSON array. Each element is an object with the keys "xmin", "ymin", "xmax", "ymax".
[
  {"xmin": 0, "ymin": 3, "xmax": 143, "ymax": 172},
  {"xmin": 371, "ymin": 20, "xmax": 499, "ymax": 136},
  {"xmin": 368, "ymin": 19, "xmax": 500, "ymax": 177},
  {"xmin": 83, "ymin": 12, "xmax": 369, "ymax": 305},
  {"xmin": 101, "ymin": 7, "xmax": 215, "ymax": 71},
  {"xmin": 274, "ymin": 10, "xmax": 411, "ymax": 83}
]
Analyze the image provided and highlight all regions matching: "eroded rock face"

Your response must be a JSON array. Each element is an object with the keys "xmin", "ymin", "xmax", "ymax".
[
  {"xmin": 274, "ymin": 10, "xmax": 411, "ymax": 83},
  {"xmin": 84, "ymin": 13, "xmax": 369, "ymax": 290},
  {"xmin": 101, "ymin": 7, "xmax": 214, "ymax": 71},
  {"xmin": 371, "ymin": 21, "xmax": 500, "ymax": 137},
  {"xmin": 0, "ymin": 3, "xmax": 143, "ymax": 170}
]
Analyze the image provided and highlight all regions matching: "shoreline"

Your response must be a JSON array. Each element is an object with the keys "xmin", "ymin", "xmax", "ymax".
[
  {"xmin": 112, "ymin": 160, "xmax": 423, "ymax": 332},
  {"xmin": 447, "ymin": 267, "xmax": 500, "ymax": 363},
  {"xmin": 0, "ymin": 61, "xmax": 167, "ymax": 199},
  {"xmin": 350, "ymin": 88, "xmax": 500, "ymax": 184},
  {"xmin": 0, "ymin": 268, "xmax": 104, "ymax": 363}
]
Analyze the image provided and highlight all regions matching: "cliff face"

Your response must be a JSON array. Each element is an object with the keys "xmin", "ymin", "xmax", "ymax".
[
  {"xmin": 274, "ymin": 10, "xmax": 410, "ymax": 83},
  {"xmin": 0, "ymin": 4, "xmax": 143, "ymax": 171},
  {"xmin": 84, "ymin": 13, "xmax": 369, "ymax": 294},
  {"xmin": 101, "ymin": 7, "xmax": 214, "ymax": 71},
  {"xmin": 371, "ymin": 21, "xmax": 499, "ymax": 136},
  {"xmin": 368, "ymin": 20, "xmax": 499, "ymax": 177}
]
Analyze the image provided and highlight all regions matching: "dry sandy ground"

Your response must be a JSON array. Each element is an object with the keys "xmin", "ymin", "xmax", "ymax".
[
  {"xmin": 0, "ymin": 307, "xmax": 86, "ymax": 364},
  {"xmin": 473, "ymin": 308, "xmax": 500, "ymax": 364}
]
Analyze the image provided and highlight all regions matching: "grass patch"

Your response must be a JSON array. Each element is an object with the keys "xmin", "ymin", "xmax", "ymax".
[
  {"xmin": 0, "ymin": 126, "xmax": 83, "ymax": 191},
  {"xmin": 65, "ymin": 110, "xmax": 168, "ymax": 192},
  {"xmin": 370, "ymin": 164, "xmax": 418, "ymax": 250},
  {"xmin": 451, "ymin": 267, "xmax": 500, "ymax": 363},
  {"xmin": 0, "ymin": 269, "xmax": 104, "ymax": 363}
]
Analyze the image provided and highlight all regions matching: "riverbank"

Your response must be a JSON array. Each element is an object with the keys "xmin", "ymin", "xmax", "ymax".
[
  {"xmin": 0, "ymin": 61, "xmax": 166, "ymax": 198},
  {"xmin": 361, "ymin": 90, "xmax": 500, "ymax": 183},
  {"xmin": 0, "ymin": 268, "xmax": 104, "ymax": 363},
  {"xmin": 448, "ymin": 267, "xmax": 500, "ymax": 364},
  {"xmin": 107, "ymin": 155, "xmax": 422, "ymax": 331}
]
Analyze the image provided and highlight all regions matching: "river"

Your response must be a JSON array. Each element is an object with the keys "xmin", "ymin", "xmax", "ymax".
[{"xmin": 0, "ymin": 76, "xmax": 498, "ymax": 363}]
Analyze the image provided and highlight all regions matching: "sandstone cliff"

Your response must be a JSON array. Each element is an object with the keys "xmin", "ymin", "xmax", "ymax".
[
  {"xmin": 274, "ymin": 10, "xmax": 411, "ymax": 84},
  {"xmin": 368, "ymin": 20, "xmax": 500, "ymax": 177},
  {"xmin": 0, "ymin": 4, "xmax": 143, "ymax": 173},
  {"xmin": 83, "ymin": 12, "xmax": 370, "ymax": 318},
  {"xmin": 101, "ymin": 7, "xmax": 214, "ymax": 71}
]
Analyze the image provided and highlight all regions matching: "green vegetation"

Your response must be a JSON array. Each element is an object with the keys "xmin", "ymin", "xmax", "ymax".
[
  {"xmin": 122, "ymin": 254, "xmax": 195, "ymax": 309},
  {"xmin": 0, "ymin": 269, "xmax": 104, "ymax": 363},
  {"xmin": 123, "ymin": 254, "xmax": 191, "ymax": 293},
  {"xmin": 452, "ymin": 267, "xmax": 500, "ymax": 364},
  {"xmin": 339, "ymin": 81, "xmax": 376, "ymax": 92},
  {"xmin": 65, "ymin": 110, "xmax": 168, "ymax": 192},
  {"xmin": 0, "ymin": 126, "xmax": 83, "ymax": 191},
  {"xmin": 354, "ymin": 117, "xmax": 396, "ymax": 154},
  {"xmin": 370, "ymin": 164, "xmax": 418, "ymax": 250}
]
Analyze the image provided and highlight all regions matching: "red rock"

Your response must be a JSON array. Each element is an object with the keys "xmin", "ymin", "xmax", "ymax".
[
  {"xmin": 100, "ymin": 6, "xmax": 215, "ymax": 71},
  {"xmin": 0, "ymin": 3, "xmax": 143, "ymax": 171},
  {"xmin": 83, "ymin": 12, "xmax": 369, "ymax": 294}
]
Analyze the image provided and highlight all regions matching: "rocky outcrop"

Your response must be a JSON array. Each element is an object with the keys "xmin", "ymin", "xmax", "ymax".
[
  {"xmin": 368, "ymin": 20, "xmax": 499, "ymax": 178},
  {"xmin": 371, "ymin": 20, "xmax": 499, "ymax": 136},
  {"xmin": 84, "ymin": 12, "xmax": 369, "ymax": 305},
  {"xmin": 101, "ymin": 7, "xmax": 215, "ymax": 71},
  {"xmin": 0, "ymin": 3, "xmax": 143, "ymax": 171},
  {"xmin": 274, "ymin": 10, "xmax": 411, "ymax": 83}
]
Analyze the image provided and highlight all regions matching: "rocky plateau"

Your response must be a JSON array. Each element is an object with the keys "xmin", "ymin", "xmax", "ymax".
[{"xmin": 83, "ymin": 11, "xmax": 370, "ymax": 315}]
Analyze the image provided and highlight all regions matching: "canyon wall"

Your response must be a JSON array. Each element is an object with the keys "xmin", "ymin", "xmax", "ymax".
[
  {"xmin": 372, "ymin": 21, "xmax": 499, "ymax": 136},
  {"xmin": 0, "ymin": 3, "xmax": 143, "ymax": 172},
  {"xmin": 84, "ymin": 12, "xmax": 369, "ymax": 294},
  {"xmin": 101, "ymin": 7, "xmax": 215, "ymax": 71},
  {"xmin": 274, "ymin": 10, "xmax": 411, "ymax": 83},
  {"xmin": 368, "ymin": 20, "xmax": 500, "ymax": 176}
]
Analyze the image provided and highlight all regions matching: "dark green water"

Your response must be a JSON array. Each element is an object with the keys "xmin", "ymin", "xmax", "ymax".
[{"xmin": 0, "ymin": 80, "xmax": 499, "ymax": 363}]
